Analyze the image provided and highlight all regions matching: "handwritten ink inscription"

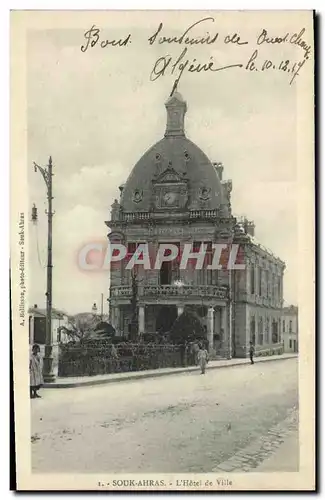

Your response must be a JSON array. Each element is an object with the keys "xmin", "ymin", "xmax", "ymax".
[
  {"xmin": 81, "ymin": 25, "xmax": 131, "ymax": 52},
  {"xmin": 245, "ymin": 28, "xmax": 311, "ymax": 85},
  {"xmin": 80, "ymin": 20, "xmax": 312, "ymax": 86},
  {"xmin": 150, "ymin": 47, "xmax": 243, "ymax": 82}
]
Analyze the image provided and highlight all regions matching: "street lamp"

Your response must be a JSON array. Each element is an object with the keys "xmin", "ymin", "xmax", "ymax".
[
  {"xmin": 33, "ymin": 157, "xmax": 55, "ymax": 382},
  {"xmin": 173, "ymin": 279, "xmax": 184, "ymax": 317}
]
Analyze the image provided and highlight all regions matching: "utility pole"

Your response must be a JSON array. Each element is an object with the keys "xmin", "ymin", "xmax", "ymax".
[
  {"xmin": 33, "ymin": 156, "xmax": 55, "ymax": 382},
  {"xmin": 100, "ymin": 293, "xmax": 104, "ymax": 320}
]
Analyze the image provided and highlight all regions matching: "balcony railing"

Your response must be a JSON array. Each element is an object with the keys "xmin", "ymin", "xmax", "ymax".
[
  {"xmin": 189, "ymin": 209, "xmax": 219, "ymax": 219},
  {"xmin": 110, "ymin": 284, "xmax": 228, "ymax": 300},
  {"xmin": 123, "ymin": 212, "xmax": 151, "ymax": 221},
  {"xmin": 113, "ymin": 210, "xmax": 221, "ymax": 223}
]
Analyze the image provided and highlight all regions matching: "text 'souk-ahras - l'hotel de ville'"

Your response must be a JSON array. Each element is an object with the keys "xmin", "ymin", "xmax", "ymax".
[{"xmin": 107, "ymin": 89, "xmax": 285, "ymax": 358}]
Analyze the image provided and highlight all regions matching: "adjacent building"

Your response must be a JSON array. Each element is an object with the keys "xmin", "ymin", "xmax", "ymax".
[
  {"xmin": 28, "ymin": 305, "xmax": 70, "ymax": 345},
  {"xmin": 106, "ymin": 90, "xmax": 286, "ymax": 358},
  {"xmin": 282, "ymin": 305, "xmax": 299, "ymax": 353}
]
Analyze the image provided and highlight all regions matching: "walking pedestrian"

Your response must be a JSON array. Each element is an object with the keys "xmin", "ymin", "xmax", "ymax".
[
  {"xmin": 30, "ymin": 344, "xmax": 43, "ymax": 399},
  {"xmin": 249, "ymin": 341, "xmax": 255, "ymax": 364},
  {"xmin": 197, "ymin": 343, "xmax": 209, "ymax": 374}
]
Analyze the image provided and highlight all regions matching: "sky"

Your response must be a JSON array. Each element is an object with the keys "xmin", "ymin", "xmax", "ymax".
[{"xmin": 26, "ymin": 11, "xmax": 311, "ymax": 314}]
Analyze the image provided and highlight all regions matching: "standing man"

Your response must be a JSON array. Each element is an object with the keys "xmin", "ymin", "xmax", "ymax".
[
  {"xmin": 197, "ymin": 343, "xmax": 209, "ymax": 374},
  {"xmin": 249, "ymin": 341, "xmax": 255, "ymax": 365}
]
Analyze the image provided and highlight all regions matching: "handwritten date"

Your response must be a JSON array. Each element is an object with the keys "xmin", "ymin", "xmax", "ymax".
[{"xmin": 245, "ymin": 49, "xmax": 307, "ymax": 85}]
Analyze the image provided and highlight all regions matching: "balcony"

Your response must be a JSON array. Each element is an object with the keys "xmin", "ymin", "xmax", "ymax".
[{"xmin": 110, "ymin": 284, "xmax": 228, "ymax": 301}]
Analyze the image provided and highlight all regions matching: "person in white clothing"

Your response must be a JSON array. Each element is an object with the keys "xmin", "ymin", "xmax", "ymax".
[{"xmin": 197, "ymin": 344, "xmax": 209, "ymax": 374}]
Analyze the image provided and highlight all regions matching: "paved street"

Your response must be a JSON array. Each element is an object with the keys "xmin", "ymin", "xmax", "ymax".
[{"xmin": 31, "ymin": 358, "xmax": 298, "ymax": 473}]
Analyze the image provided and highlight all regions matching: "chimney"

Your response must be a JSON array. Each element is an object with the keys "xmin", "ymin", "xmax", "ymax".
[
  {"xmin": 213, "ymin": 162, "xmax": 224, "ymax": 181},
  {"xmin": 245, "ymin": 220, "xmax": 255, "ymax": 237}
]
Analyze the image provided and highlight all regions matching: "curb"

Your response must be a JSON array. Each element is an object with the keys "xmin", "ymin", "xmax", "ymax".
[{"xmin": 44, "ymin": 354, "xmax": 297, "ymax": 389}]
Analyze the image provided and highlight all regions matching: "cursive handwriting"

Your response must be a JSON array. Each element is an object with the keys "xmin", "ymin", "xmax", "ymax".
[
  {"xmin": 150, "ymin": 47, "xmax": 243, "ymax": 82},
  {"xmin": 148, "ymin": 17, "xmax": 219, "ymax": 46},
  {"xmin": 148, "ymin": 17, "xmax": 248, "ymax": 47},
  {"xmin": 245, "ymin": 48, "xmax": 307, "ymax": 84},
  {"xmin": 79, "ymin": 22, "xmax": 310, "ymax": 87},
  {"xmin": 256, "ymin": 28, "xmax": 311, "ymax": 60},
  {"xmin": 81, "ymin": 25, "xmax": 131, "ymax": 52}
]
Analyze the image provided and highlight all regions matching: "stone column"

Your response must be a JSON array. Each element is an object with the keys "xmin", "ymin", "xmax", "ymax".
[
  {"xmin": 138, "ymin": 305, "xmax": 145, "ymax": 334},
  {"xmin": 177, "ymin": 305, "xmax": 184, "ymax": 317},
  {"xmin": 110, "ymin": 306, "xmax": 116, "ymax": 327},
  {"xmin": 221, "ymin": 306, "xmax": 231, "ymax": 359},
  {"xmin": 207, "ymin": 307, "xmax": 214, "ymax": 352},
  {"xmin": 111, "ymin": 306, "xmax": 120, "ymax": 333},
  {"xmin": 115, "ymin": 307, "xmax": 120, "ymax": 334}
]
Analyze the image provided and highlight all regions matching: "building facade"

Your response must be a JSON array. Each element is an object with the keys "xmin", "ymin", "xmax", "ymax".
[
  {"xmin": 106, "ymin": 91, "xmax": 285, "ymax": 358},
  {"xmin": 28, "ymin": 305, "xmax": 70, "ymax": 345},
  {"xmin": 282, "ymin": 305, "xmax": 299, "ymax": 353}
]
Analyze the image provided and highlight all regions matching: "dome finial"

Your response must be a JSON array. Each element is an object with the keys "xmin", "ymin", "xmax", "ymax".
[{"xmin": 165, "ymin": 82, "xmax": 187, "ymax": 137}]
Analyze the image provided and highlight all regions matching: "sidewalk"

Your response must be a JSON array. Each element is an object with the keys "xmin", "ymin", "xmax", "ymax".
[
  {"xmin": 44, "ymin": 353, "xmax": 297, "ymax": 389},
  {"xmin": 255, "ymin": 431, "xmax": 299, "ymax": 472}
]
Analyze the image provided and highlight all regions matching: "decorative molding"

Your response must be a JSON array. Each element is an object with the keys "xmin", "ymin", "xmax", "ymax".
[
  {"xmin": 132, "ymin": 189, "xmax": 143, "ymax": 203},
  {"xmin": 198, "ymin": 186, "xmax": 212, "ymax": 201}
]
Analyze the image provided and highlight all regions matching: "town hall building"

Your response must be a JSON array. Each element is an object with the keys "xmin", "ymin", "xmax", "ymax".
[{"xmin": 106, "ymin": 89, "xmax": 285, "ymax": 358}]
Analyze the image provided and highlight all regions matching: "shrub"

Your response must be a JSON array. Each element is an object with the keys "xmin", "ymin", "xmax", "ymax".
[{"xmin": 169, "ymin": 309, "xmax": 205, "ymax": 344}]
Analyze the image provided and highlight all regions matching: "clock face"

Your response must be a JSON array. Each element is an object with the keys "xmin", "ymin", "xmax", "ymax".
[{"xmin": 163, "ymin": 191, "xmax": 177, "ymax": 205}]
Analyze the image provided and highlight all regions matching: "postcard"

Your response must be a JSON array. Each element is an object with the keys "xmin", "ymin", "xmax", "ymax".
[{"xmin": 11, "ymin": 10, "xmax": 315, "ymax": 491}]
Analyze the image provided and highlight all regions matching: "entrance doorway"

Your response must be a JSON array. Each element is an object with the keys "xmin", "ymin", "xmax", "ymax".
[{"xmin": 156, "ymin": 305, "xmax": 177, "ymax": 334}]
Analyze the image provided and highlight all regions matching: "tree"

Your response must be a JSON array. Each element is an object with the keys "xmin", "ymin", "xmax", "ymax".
[
  {"xmin": 59, "ymin": 314, "xmax": 97, "ymax": 343},
  {"xmin": 169, "ymin": 309, "xmax": 205, "ymax": 344}
]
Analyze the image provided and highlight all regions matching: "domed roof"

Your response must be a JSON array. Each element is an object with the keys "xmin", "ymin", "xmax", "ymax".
[{"xmin": 120, "ymin": 91, "xmax": 228, "ymax": 214}]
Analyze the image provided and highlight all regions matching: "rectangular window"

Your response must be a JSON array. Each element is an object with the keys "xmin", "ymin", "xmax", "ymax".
[
  {"xmin": 192, "ymin": 241, "xmax": 202, "ymax": 252},
  {"xmin": 250, "ymin": 266, "xmax": 255, "ymax": 294},
  {"xmin": 272, "ymin": 274, "xmax": 275, "ymax": 300},
  {"xmin": 265, "ymin": 270, "xmax": 269, "ymax": 297},
  {"xmin": 266, "ymin": 317, "xmax": 270, "ymax": 344},
  {"xmin": 289, "ymin": 339, "xmax": 292, "ymax": 349},
  {"xmin": 259, "ymin": 268, "xmax": 262, "ymax": 296},
  {"xmin": 205, "ymin": 242, "xmax": 213, "ymax": 285},
  {"xmin": 250, "ymin": 316, "xmax": 256, "ymax": 344},
  {"xmin": 258, "ymin": 317, "xmax": 263, "ymax": 345},
  {"xmin": 283, "ymin": 320, "xmax": 285, "ymax": 332},
  {"xmin": 289, "ymin": 320, "xmax": 292, "ymax": 333}
]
